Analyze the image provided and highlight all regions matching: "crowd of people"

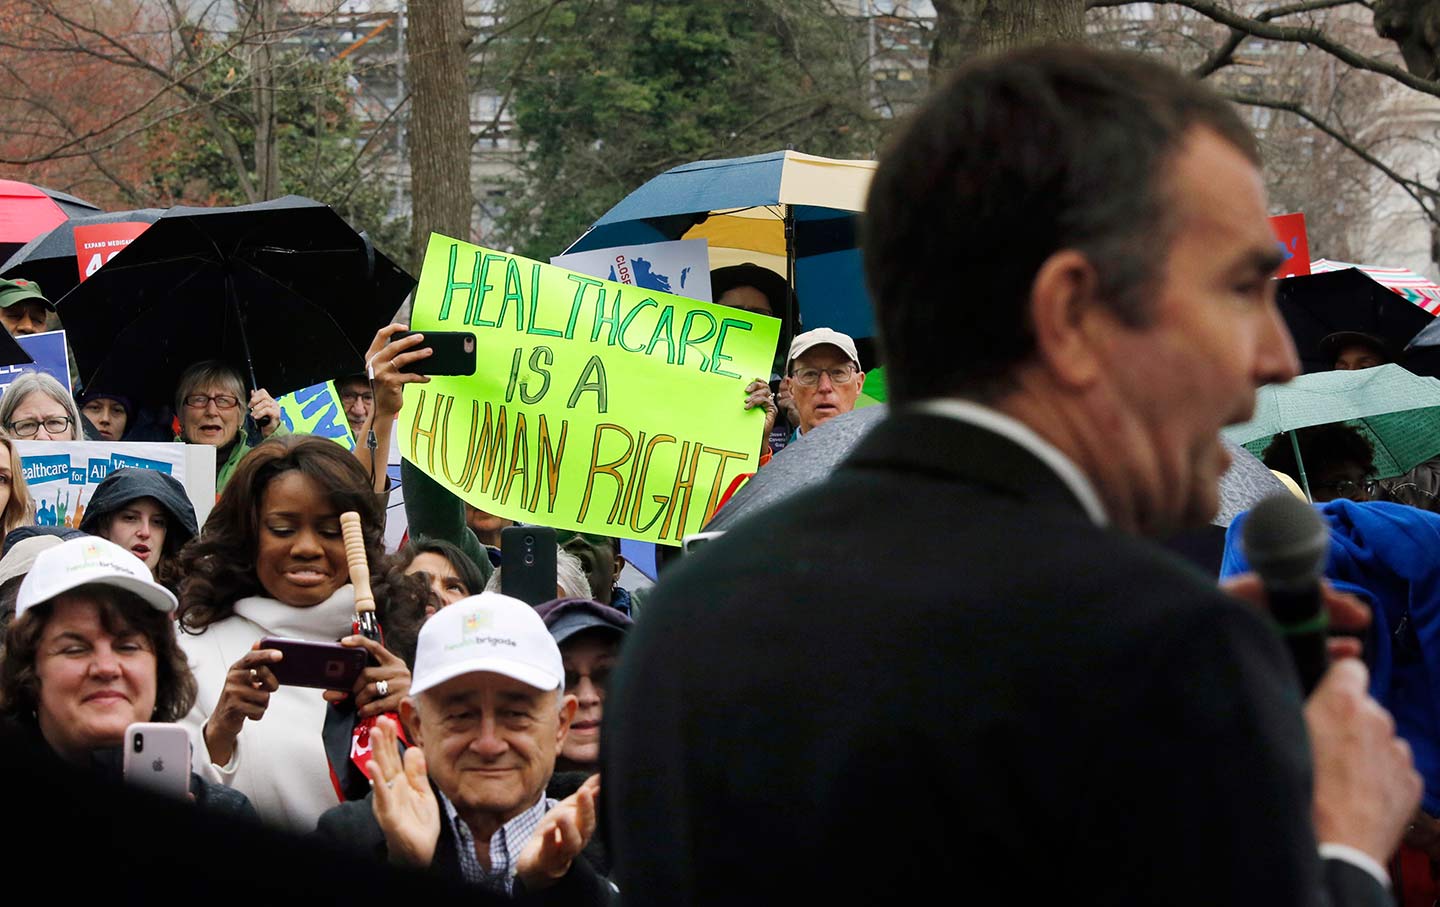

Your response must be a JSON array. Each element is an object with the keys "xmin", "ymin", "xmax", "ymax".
[
  {"xmin": 7, "ymin": 39, "xmax": 1440, "ymax": 907},
  {"xmin": 0, "ymin": 174, "xmax": 850, "ymax": 902}
]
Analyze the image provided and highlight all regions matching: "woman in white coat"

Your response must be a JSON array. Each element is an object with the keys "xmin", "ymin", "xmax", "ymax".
[{"xmin": 175, "ymin": 435, "xmax": 422, "ymax": 832}]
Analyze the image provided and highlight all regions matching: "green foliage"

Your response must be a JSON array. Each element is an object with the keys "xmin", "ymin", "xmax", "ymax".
[
  {"xmin": 494, "ymin": 0, "xmax": 885, "ymax": 258},
  {"xmin": 144, "ymin": 37, "xmax": 410, "ymax": 264}
]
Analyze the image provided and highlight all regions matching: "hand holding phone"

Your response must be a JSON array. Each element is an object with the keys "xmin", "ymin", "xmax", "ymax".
[
  {"xmin": 204, "ymin": 645, "xmax": 283, "ymax": 766},
  {"xmin": 259, "ymin": 637, "xmax": 368, "ymax": 691},
  {"xmin": 390, "ymin": 330, "xmax": 476, "ymax": 376},
  {"xmin": 124, "ymin": 723, "xmax": 191, "ymax": 799}
]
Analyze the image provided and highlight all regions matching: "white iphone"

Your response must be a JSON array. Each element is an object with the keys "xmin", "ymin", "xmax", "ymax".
[{"xmin": 123, "ymin": 723, "xmax": 191, "ymax": 800}]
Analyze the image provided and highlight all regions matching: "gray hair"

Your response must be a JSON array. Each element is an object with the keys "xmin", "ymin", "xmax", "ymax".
[
  {"xmin": 0, "ymin": 372, "xmax": 82, "ymax": 440},
  {"xmin": 483, "ymin": 546, "xmax": 590, "ymax": 600},
  {"xmin": 174, "ymin": 360, "xmax": 244, "ymax": 414}
]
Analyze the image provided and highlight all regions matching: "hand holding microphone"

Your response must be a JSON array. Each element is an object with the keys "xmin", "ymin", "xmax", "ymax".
[
  {"xmin": 1236, "ymin": 495, "xmax": 1420, "ymax": 864},
  {"xmin": 1239, "ymin": 494, "xmax": 1333, "ymax": 695}
]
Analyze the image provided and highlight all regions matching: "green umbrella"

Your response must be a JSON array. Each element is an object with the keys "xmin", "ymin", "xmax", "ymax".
[{"xmin": 1222, "ymin": 363, "xmax": 1440, "ymax": 496}]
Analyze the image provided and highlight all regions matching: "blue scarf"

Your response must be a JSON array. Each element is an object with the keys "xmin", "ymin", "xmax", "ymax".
[{"xmin": 1223, "ymin": 499, "xmax": 1440, "ymax": 813}]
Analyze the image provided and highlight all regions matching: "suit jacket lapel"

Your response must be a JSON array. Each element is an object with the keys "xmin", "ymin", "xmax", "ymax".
[{"xmin": 841, "ymin": 409, "xmax": 1097, "ymax": 520}]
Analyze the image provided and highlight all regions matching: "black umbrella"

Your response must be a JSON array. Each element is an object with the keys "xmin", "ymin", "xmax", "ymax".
[
  {"xmin": 0, "ymin": 208, "xmax": 165, "ymax": 300},
  {"xmin": 37, "ymin": 185, "xmax": 103, "ymax": 220},
  {"xmin": 1279, "ymin": 268, "xmax": 1435, "ymax": 373},
  {"xmin": 56, "ymin": 195, "xmax": 414, "ymax": 406}
]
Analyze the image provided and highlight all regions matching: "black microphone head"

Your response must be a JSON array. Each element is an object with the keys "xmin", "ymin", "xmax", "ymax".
[{"xmin": 1241, "ymin": 493, "xmax": 1329, "ymax": 588}]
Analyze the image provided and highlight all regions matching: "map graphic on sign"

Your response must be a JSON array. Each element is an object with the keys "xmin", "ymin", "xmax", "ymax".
[
  {"xmin": 553, "ymin": 238, "xmax": 712, "ymax": 303},
  {"xmin": 606, "ymin": 257, "xmax": 693, "ymax": 296}
]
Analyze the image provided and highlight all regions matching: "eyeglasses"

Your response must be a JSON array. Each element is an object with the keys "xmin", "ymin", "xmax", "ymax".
[
  {"xmin": 340, "ymin": 391, "xmax": 374, "ymax": 405},
  {"xmin": 183, "ymin": 393, "xmax": 240, "ymax": 410},
  {"xmin": 790, "ymin": 365, "xmax": 858, "ymax": 387},
  {"xmin": 1312, "ymin": 479, "xmax": 1376, "ymax": 499},
  {"xmin": 6, "ymin": 416, "xmax": 72, "ymax": 438}
]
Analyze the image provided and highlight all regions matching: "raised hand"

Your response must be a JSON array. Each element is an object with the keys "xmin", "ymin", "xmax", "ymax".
[
  {"xmin": 354, "ymin": 323, "xmax": 432, "ymax": 492},
  {"xmin": 364, "ymin": 323, "xmax": 432, "ymax": 423},
  {"xmin": 517, "ymin": 773, "xmax": 600, "ymax": 890},
  {"xmin": 776, "ymin": 376, "xmax": 800, "ymax": 428},
  {"xmin": 744, "ymin": 379, "xmax": 778, "ymax": 442},
  {"xmin": 368, "ymin": 715, "xmax": 440, "ymax": 868}
]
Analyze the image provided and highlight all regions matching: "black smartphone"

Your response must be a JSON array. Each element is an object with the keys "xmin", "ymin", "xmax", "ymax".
[
  {"xmin": 258, "ymin": 637, "xmax": 368, "ymax": 691},
  {"xmin": 501, "ymin": 525, "xmax": 558, "ymax": 606},
  {"xmin": 392, "ymin": 330, "xmax": 477, "ymax": 376}
]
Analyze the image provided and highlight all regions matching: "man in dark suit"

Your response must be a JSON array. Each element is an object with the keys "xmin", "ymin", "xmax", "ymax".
[{"xmin": 606, "ymin": 46, "xmax": 1420, "ymax": 906}]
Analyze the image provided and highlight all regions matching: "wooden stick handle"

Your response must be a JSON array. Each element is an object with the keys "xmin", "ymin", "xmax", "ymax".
[{"xmin": 340, "ymin": 511, "xmax": 375, "ymax": 614}]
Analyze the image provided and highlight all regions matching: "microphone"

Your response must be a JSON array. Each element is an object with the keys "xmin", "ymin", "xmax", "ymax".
[{"xmin": 1241, "ymin": 494, "xmax": 1331, "ymax": 695}]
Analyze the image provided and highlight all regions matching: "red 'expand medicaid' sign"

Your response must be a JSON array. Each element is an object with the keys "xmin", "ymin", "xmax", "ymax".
[
  {"xmin": 74, "ymin": 221, "xmax": 150, "ymax": 282},
  {"xmin": 1269, "ymin": 212, "xmax": 1310, "ymax": 279}
]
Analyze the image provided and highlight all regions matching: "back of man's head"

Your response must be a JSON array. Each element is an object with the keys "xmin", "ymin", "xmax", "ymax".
[{"xmin": 864, "ymin": 45, "xmax": 1257, "ymax": 404}]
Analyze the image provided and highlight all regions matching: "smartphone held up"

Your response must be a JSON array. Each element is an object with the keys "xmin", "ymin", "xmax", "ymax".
[
  {"xmin": 123, "ymin": 722, "xmax": 191, "ymax": 799},
  {"xmin": 390, "ymin": 330, "xmax": 477, "ymax": 376}
]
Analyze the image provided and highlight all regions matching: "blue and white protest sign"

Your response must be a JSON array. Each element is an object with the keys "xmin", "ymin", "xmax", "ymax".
[
  {"xmin": 0, "ymin": 329, "xmax": 71, "ymax": 395},
  {"xmin": 15, "ymin": 440, "xmax": 217, "ymax": 528},
  {"xmin": 552, "ymin": 238, "xmax": 712, "ymax": 302}
]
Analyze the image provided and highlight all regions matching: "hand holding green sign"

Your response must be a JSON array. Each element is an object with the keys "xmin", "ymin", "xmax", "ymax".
[{"xmin": 399, "ymin": 234, "xmax": 781, "ymax": 546}]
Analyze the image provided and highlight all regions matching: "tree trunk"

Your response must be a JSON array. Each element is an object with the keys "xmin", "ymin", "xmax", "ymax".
[
  {"xmin": 251, "ymin": 0, "xmax": 280, "ymax": 199},
  {"xmin": 930, "ymin": 0, "xmax": 1087, "ymax": 75},
  {"xmin": 1374, "ymin": 0, "xmax": 1440, "ymax": 80},
  {"xmin": 406, "ymin": 0, "xmax": 473, "ymax": 264}
]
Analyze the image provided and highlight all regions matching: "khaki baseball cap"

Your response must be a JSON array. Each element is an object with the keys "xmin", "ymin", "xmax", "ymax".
[{"xmin": 787, "ymin": 327, "xmax": 860, "ymax": 368}]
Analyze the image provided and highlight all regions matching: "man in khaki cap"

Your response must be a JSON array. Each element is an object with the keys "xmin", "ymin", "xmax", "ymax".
[{"xmin": 782, "ymin": 327, "xmax": 866, "ymax": 438}]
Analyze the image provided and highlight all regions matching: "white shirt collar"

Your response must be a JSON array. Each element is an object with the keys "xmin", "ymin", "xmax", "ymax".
[{"xmin": 911, "ymin": 399, "xmax": 1109, "ymax": 527}]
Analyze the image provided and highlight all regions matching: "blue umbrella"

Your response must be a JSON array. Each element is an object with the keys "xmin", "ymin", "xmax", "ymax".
[{"xmin": 563, "ymin": 150, "xmax": 878, "ymax": 360}]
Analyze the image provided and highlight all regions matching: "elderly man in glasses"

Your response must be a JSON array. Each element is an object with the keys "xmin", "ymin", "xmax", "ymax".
[{"xmin": 781, "ymin": 328, "xmax": 866, "ymax": 439}]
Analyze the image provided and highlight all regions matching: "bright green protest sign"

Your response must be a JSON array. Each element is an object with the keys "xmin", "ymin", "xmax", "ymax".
[{"xmin": 399, "ymin": 234, "xmax": 780, "ymax": 546}]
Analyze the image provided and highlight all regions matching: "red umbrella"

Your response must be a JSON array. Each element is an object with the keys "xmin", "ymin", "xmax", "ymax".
[{"xmin": 0, "ymin": 179, "xmax": 101, "ymax": 263}]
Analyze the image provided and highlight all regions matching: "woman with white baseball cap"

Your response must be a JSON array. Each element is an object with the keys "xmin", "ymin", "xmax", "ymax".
[{"xmin": 0, "ymin": 536, "xmax": 253, "ymax": 817}]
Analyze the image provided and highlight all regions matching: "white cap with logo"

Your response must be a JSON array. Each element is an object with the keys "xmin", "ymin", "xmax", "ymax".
[
  {"xmin": 787, "ymin": 327, "xmax": 860, "ymax": 368},
  {"xmin": 411, "ymin": 592, "xmax": 564, "ymax": 696},
  {"xmin": 16, "ymin": 535, "xmax": 177, "ymax": 617}
]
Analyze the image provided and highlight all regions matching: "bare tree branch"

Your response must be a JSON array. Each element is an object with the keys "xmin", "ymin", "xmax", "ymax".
[
  {"xmin": 1226, "ymin": 90, "xmax": 1440, "ymax": 223},
  {"xmin": 1138, "ymin": 0, "xmax": 1440, "ymax": 98}
]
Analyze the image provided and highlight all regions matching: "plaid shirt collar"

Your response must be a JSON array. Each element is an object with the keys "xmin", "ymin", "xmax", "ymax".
[{"xmin": 439, "ymin": 790, "xmax": 555, "ymax": 893}]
